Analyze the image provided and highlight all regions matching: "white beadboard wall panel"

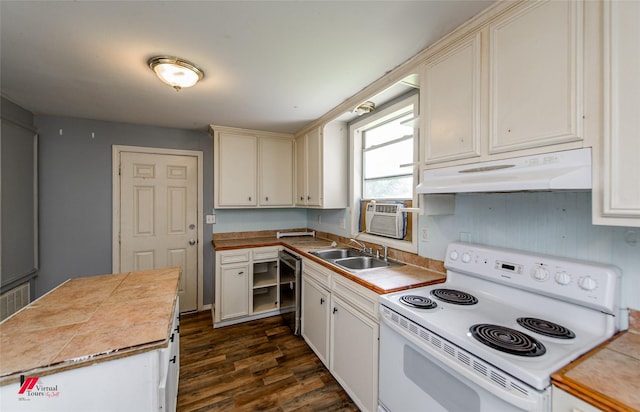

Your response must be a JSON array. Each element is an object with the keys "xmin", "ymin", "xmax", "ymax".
[{"xmin": 420, "ymin": 192, "xmax": 639, "ymax": 312}]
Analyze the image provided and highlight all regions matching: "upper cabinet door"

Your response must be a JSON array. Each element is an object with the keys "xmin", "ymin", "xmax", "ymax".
[
  {"xmin": 593, "ymin": 0, "xmax": 640, "ymax": 226},
  {"xmin": 295, "ymin": 135, "xmax": 308, "ymax": 206},
  {"xmin": 217, "ymin": 133, "xmax": 257, "ymax": 207},
  {"xmin": 260, "ymin": 137, "xmax": 293, "ymax": 206},
  {"xmin": 305, "ymin": 127, "xmax": 322, "ymax": 207},
  {"xmin": 489, "ymin": 0, "xmax": 583, "ymax": 153},
  {"xmin": 423, "ymin": 33, "xmax": 482, "ymax": 164}
]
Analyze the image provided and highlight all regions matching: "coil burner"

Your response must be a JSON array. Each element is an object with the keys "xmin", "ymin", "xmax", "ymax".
[
  {"xmin": 517, "ymin": 317, "xmax": 576, "ymax": 339},
  {"xmin": 399, "ymin": 295, "xmax": 438, "ymax": 309},
  {"xmin": 430, "ymin": 288, "xmax": 478, "ymax": 305},
  {"xmin": 470, "ymin": 324, "xmax": 546, "ymax": 357}
]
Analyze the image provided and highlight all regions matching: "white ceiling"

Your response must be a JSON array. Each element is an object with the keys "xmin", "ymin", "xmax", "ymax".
[{"xmin": 0, "ymin": 1, "xmax": 493, "ymax": 134}]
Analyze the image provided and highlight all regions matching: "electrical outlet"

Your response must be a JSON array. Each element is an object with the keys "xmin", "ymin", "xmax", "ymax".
[
  {"xmin": 421, "ymin": 227, "xmax": 428, "ymax": 241},
  {"xmin": 206, "ymin": 214, "xmax": 216, "ymax": 224},
  {"xmin": 317, "ymin": 215, "xmax": 322, "ymax": 224}
]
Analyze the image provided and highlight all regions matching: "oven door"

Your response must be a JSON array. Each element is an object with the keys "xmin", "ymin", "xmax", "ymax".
[{"xmin": 378, "ymin": 316, "xmax": 549, "ymax": 412}]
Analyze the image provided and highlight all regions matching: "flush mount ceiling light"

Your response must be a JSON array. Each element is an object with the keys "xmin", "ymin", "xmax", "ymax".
[
  {"xmin": 354, "ymin": 101, "xmax": 376, "ymax": 115},
  {"xmin": 147, "ymin": 56, "xmax": 204, "ymax": 91}
]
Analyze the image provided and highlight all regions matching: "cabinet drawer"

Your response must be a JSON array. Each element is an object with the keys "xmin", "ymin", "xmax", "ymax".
[
  {"xmin": 252, "ymin": 247, "xmax": 279, "ymax": 261},
  {"xmin": 332, "ymin": 275, "xmax": 378, "ymax": 320},
  {"xmin": 218, "ymin": 250, "xmax": 250, "ymax": 264},
  {"xmin": 302, "ymin": 259, "xmax": 332, "ymax": 288}
]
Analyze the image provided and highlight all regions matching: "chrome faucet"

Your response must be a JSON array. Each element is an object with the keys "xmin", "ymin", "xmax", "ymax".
[
  {"xmin": 349, "ymin": 238, "xmax": 367, "ymax": 253},
  {"xmin": 376, "ymin": 245, "xmax": 389, "ymax": 261}
]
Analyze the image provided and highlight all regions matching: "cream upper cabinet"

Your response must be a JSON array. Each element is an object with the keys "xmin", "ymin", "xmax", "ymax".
[
  {"xmin": 259, "ymin": 136, "xmax": 293, "ymax": 206},
  {"xmin": 593, "ymin": 0, "xmax": 640, "ymax": 227},
  {"xmin": 296, "ymin": 126, "xmax": 322, "ymax": 206},
  {"xmin": 488, "ymin": 0, "xmax": 583, "ymax": 153},
  {"xmin": 212, "ymin": 125, "xmax": 294, "ymax": 208},
  {"xmin": 295, "ymin": 121, "xmax": 347, "ymax": 208},
  {"xmin": 215, "ymin": 132, "xmax": 257, "ymax": 207},
  {"xmin": 423, "ymin": 32, "xmax": 482, "ymax": 164}
]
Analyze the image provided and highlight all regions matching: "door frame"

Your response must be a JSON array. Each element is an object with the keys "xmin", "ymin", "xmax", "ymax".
[{"xmin": 112, "ymin": 145, "xmax": 204, "ymax": 311}]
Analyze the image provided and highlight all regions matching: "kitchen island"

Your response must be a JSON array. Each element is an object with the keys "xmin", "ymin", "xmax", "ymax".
[{"xmin": 0, "ymin": 267, "xmax": 181, "ymax": 411}]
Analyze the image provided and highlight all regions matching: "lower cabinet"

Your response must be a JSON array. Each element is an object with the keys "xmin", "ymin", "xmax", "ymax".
[
  {"xmin": 552, "ymin": 386, "xmax": 602, "ymax": 412},
  {"xmin": 219, "ymin": 263, "xmax": 250, "ymax": 320},
  {"xmin": 301, "ymin": 274, "xmax": 330, "ymax": 365},
  {"xmin": 330, "ymin": 294, "xmax": 379, "ymax": 412},
  {"xmin": 214, "ymin": 246, "xmax": 292, "ymax": 328},
  {"xmin": 301, "ymin": 258, "xmax": 379, "ymax": 412}
]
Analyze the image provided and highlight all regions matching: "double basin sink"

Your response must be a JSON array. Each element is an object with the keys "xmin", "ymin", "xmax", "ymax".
[{"xmin": 309, "ymin": 248, "xmax": 403, "ymax": 273}]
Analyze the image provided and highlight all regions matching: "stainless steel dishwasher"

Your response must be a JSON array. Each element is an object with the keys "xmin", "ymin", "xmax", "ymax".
[{"xmin": 279, "ymin": 250, "xmax": 301, "ymax": 335}]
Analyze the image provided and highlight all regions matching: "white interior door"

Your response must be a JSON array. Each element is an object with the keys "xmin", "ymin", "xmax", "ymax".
[{"xmin": 118, "ymin": 151, "xmax": 198, "ymax": 312}]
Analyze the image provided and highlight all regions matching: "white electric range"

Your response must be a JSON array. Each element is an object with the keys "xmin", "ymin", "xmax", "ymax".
[{"xmin": 378, "ymin": 242, "xmax": 621, "ymax": 412}]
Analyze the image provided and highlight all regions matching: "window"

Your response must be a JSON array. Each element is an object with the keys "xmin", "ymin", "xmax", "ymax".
[
  {"xmin": 349, "ymin": 92, "xmax": 419, "ymax": 253},
  {"xmin": 363, "ymin": 112, "xmax": 414, "ymax": 199}
]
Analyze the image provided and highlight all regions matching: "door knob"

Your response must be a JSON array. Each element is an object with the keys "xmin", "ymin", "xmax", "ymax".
[{"xmin": 189, "ymin": 239, "xmax": 196, "ymax": 245}]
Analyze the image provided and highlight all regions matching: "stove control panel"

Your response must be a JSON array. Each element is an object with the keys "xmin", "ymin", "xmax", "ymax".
[{"xmin": 445, "ymin": 242, "xmax": 621, "ymax": 314}]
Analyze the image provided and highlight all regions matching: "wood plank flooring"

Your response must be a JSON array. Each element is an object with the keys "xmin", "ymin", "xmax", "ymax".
[{"xmin": 177, "ymin": 311, "xmax": 360, "ymax": 411}]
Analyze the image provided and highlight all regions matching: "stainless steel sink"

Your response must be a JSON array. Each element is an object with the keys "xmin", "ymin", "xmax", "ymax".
[
  {"xmin": 333, "ymin": 256, "xmax": 391, "ymax": 271},
  {"xmin": 310, "ymin": 248, "xmax": 366, "ymax": 260},
  {"xmin": 310, "ymin": 248, "xmax": 403, "ymax": 273}
]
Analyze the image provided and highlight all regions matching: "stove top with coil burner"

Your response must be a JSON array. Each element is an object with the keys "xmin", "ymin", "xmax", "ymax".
[
  {"xmin": 380, "ymin": 242, "xmax": 621, "ymax": 391},
  {"xmin": 431, "ymin": 288, "xmax": 478, "ymax": 305}
]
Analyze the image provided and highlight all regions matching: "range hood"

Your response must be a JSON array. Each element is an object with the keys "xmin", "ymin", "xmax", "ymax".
[{"xmin": 416, "ymin": 148, "xmax": 592, "ymax": 194}]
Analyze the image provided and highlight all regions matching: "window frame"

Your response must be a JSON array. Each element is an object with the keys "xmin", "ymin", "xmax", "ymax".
[{"xmin": 348, "ymin": 93, "xmax": 419, "ymax": 253}]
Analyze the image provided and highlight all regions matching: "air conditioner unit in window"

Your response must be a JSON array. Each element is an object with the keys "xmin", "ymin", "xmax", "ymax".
[{"xmin": 365, "ymin": 203, "xmax": 406, "ymax": 239}]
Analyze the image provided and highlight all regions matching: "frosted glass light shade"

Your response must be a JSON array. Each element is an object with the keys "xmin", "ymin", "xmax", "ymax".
[{"xmin": 148, "ymin": 56, "xmax": 204, "ymax": 90}]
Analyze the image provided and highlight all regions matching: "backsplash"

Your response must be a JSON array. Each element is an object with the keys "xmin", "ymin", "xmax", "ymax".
[{"xmin": 422, "ymin": 191, "xmax": 640, "ymax": 315}]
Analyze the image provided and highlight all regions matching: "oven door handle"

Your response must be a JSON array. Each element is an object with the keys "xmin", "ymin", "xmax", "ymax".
[{"xmin": 380, "ymin": 315, "xmax": 545, "ymax": 411}]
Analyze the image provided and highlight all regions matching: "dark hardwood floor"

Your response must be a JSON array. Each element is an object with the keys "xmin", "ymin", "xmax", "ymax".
[{"xmin": 177, "ymin": 311, "xmax": 360, "ymax": 412}]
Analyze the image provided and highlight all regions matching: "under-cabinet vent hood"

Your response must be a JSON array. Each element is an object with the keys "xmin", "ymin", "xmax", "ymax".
[{"xmin": 416, "ymin": 148, "xmax": 592, "ymax": 194}]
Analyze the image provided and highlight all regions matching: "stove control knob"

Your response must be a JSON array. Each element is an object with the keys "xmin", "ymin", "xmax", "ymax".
[
  {"xmin": 578, "ymin": 276, "xmax": 597, "ymax": 291},
  {"xmin": 449, "ymin": 250, "xmax": 459, "ymax": 261},
  {"xmin": 554, "ymin": 271, "xmax": 571, "ymax": 285},
  {"xmin": 461, "ymin": 252, "xmax": 472, "ymax": 263},
  {"xmin": 531, "ymin": 266, "xmax": 549, "ymax": 281}
]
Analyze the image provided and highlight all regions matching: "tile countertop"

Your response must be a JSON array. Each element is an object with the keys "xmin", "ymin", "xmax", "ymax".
[
  {"xmin": 0, "ymin": 267, "xmax": 180, "ymax": 386},
  {"xmin": 551, "ymin": 310, "xmax": 640, "ymax": 412},
  {"xmin": 213, "ymin": 234, "xmax": 446, "ymax": 294}
]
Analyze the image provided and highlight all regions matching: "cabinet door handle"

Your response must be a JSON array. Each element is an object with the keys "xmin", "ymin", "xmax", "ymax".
[
  {"xmin": 265, "ymin": 196, "xmax": 269, "ymax": 201},
  {"xmin": 320, "ymin": 298, "xmax": 325, "ymax": 304},
  {"xmin": 300, "ymin": 196, "xmax": 304, "ymax": 201},
  {"xmin": 238, "ymin": 271, "xmax": 244, "ymax": 275},
  {"xmin": 169, "ymin": 355, "xmax": 177, "ymax": 364},
  {"xmin": 333, "ymin": 307, "xmax": 338, "ymax": 314},
  {"xmin": 307, "ymin": 196, "xmax": 311, "ymax": 200},
  {"xmin": 170, "ymin": 333, "xmax": 175, "ymax": 342},
  {"xmin": 174, "ymin": 325, "xmax": 180, "ymax": 334},
  {"xmin": 249, "ymin": 196, "xmax": 252, "ymax": 201}
]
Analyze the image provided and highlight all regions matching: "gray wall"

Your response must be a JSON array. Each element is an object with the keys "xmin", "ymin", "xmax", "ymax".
[
  {"xmin": 1, "ymin": 97, "xmax": 37, "ymax": 293},
  {"xmin": 34, "ymin": 115, "xmax": 214, "ymax": 305}
]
